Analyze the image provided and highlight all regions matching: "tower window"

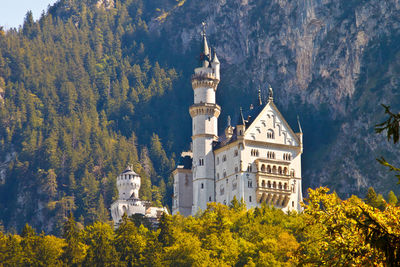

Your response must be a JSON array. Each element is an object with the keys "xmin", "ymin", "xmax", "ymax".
[
  {"xmin": 209, "ymin": 196, "xmax": 212, "ymax": 201},
  {"xmin": 292, "ymin": 201, "xmax": 294, "ymax": 207},
  {"xmin": 222, "ymin": 155, "xmax": 227, "ymax": 162},
  {"xmin": 217, "ymin": 157, "xmax": 219, "ymax": 164},
  {"xmin": 234, "ymin": 150, "xmax": 238, "ymax": 157},
  {"xmin": 199, "ymin": 158, "xmax": 204, "ymax": 166},
  {"xmin": 248, "ymin": 181, "xmax": 252, "ymax": 188},
  {"xmin": 201, "ymin": 183, "xmax": 204, "ymax": 189},
  {"xmin": 249, "ymin": 196, "xmax": 252, "ymax": 202}
]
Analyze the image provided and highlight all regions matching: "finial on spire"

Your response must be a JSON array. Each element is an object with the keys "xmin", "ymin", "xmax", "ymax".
[
  {"xmin": 200, "ymin": 22, "xmax": 210, "ymax": 67},
  {"xmin": 227, "ymin": 115, "xmax": 231, "ymax": 127},
  {"xmin": 258, "ymin": 86, "xmax": 262, "ymax": 106},
  {"xmin": 297, "ymin": 115, "xmax": 303, "ymax": 133},
  {"xmin": 268, "ymin": 84, "xmax": 273, "ymax": 101},
  {"xmin": 201, "ymin": 21, "xmax": 207, "ymax": 38}
]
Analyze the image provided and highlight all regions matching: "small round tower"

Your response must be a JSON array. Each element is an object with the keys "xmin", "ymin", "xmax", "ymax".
[{"xmin": 116, "ymin": 165, "xmax": 140, "ymax": 200}]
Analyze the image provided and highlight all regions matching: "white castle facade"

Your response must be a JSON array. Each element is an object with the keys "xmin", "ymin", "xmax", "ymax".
[
  {"xmin": 172, "ymin": 30, "xmax": 303, "ymax": 216},
  {"xmin": 110, "ymin": 166, "xmax": 168, "ymax": 227}
]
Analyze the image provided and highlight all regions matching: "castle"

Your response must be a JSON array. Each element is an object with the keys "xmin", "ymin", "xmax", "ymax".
[
  {"xmin": 110, "ymin": 166, "xmax": 168, "ymax": 228},
  {"xmin": 172, "ymin": 28, "xmax": 303, "ymax": 216}
]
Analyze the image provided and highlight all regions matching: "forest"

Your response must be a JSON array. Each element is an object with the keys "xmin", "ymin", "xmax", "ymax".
[
  {"xmin": 0, "ymin": 0, "xmax": 181, "ymax": 234},
  {"xmin": 1, "ymin": 187, "xmax": 400, "ymax": 266}
]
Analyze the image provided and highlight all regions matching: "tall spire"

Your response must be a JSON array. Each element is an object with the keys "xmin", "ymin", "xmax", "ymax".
[
  {"xmin": 297, "ymin": 115, "xmax": 303, "ymax": 133},
  {"xmin": 200, "ymin": 22, "xmax": 210, "ymax": 68},
  {"xmin": 240, "ymin": 107, "xmax": 245, "ymax": 125}
]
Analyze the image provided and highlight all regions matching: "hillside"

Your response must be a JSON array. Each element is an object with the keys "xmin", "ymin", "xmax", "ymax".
[{"xmin": 0, "ymin": 0, "xmax": 399, "ymax": 233}]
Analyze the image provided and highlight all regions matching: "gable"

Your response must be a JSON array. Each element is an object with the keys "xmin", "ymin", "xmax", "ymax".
[{"xmin": 244, "ymin": 102, "xmax": 300, "ymax": 146}]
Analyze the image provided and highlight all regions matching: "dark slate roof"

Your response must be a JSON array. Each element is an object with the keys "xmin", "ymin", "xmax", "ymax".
[
  {"xmin": 122, "ymin": 166, "xmax": 138, "ymax": 176},
  {"xmin": 177, "ymin": 155, "xmax": 192, "ymax": 169}
]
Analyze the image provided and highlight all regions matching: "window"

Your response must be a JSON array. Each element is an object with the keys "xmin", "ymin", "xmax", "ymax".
[
  {"xmin": 248, "ymin": 180, "xmax": 253, "ymax": 188},
  {"xmin": 232, "ymin": 181, "xmax": 237, "ymax": 190},
  {"xmin": 222, "ymin": 155, "xmax": 227, "ymax": 162},
  {"xmin": 217, "ymin": 157, "xmax": 219, "ymax": 164},
  {"xmin": 235, "ymin": 166, "xmax": 238, "ymax": 173},
  {"xmin": 247, "ymin": 164, "xmax": 252, "ymax": 172},
  {"xmin": 268, "ymin": 181, "xmax": 271, "ymax": 188},
  {"xmin": 267, "ymin": 129, "xmax": 274, "ymax": 139},
  {"xmin": 267, "ymin": 165, "xmax": 271, "ymax": 173},
  {"xmin": 220, "ymin": 185, "xmax": 224, "ymax": 195},
  {"xmin": 201, "ymin": 183, "xmax": 204, "ymax": 189},
  {"xmin": 234, "ymin": 150, "xmax": 238, "ymax": 157},
  {"xmin": 261, "ymin": 180, "xmax": 265, "ymax": 187},
  {"xmin": 223, "ymin": 171, "xmax": 227, "ymax": 178},
  {"xmin": 268, "ymin": 151, "xmax": 275, "ymax": 159},
  {"xmin": 251, "ymin": 149, "xmax": 259, "ymax": 157},
  {"xmin": 283, "ymin": 153, "xmax": 292, "ymax": 161},
  {"xmin": 249, "ymin": 196, "xmax": 252, "ymax": 202},
  {"xmin": 261, "ymin": 164, "xmax": 265, "ymax": 172},
  {"xmin": 199, "ymin": 158, "xmax": 204, "ymax": 166},
  {"xmin": 209, "ymin": 196, "xmax": 212, "ymax": 201},
  {"xmin": 292, "ymin": 201, "xmax": 294, "ymax": 208}
]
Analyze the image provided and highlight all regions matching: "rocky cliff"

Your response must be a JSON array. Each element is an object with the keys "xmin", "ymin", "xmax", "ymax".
[{"xmin": 148, "ymin": 0, "xmax": 400, "ymax": 197}]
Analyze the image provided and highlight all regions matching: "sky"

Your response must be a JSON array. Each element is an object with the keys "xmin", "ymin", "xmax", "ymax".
[{"xmin": 0, "ymin": 0, "xmax": 58, "ymax": 29}]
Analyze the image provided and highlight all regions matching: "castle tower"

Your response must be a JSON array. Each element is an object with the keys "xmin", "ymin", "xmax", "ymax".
[
  {"xmin": 116, "ymin": 165, "xmax": 141, "ymax": 200},
  {"xmin": 189, "ymin": 25, "xmax": 221, "ymax": 214}
]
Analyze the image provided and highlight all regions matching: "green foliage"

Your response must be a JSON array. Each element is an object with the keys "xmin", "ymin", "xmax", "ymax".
[
  {"xmin": 0, "ymin": 0, "xmax": 177, "ymax": 233},
  {"xmin": 0, "ymin": 204, "xmax": 302, "ymax": 266}
]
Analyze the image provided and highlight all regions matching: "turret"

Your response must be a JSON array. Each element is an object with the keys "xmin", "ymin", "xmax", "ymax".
[
  {"xmin": 116, "ymin": 165, "xmax": 141, "ymax": 200},
  {"xmin": 211, "ymin": 51, "xmax": 220, "ymax": 80}
]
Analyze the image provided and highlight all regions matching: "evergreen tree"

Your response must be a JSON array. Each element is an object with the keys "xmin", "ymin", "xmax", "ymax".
[
  {"xmin": 387, "ymin": 190, "xmax": 398, "ymax": 205},
  {"xmin": 62, "ymin": 213, "xmax": 86, "ymax": 266}
]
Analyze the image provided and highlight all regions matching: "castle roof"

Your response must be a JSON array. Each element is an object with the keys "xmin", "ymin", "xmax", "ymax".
[
  {"xmin": 176, "ymin": 154, "xmax": 192, "ymax": 170},
  {"xmin": 122, "ymin": 166, "xmax": 138, "ymax": 176}
]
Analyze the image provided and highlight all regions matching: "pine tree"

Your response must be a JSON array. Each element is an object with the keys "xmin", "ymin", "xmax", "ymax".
[
  {"xmin": 387, "ymin": 191, "xmax": 398, "ymax": 205},
  {"xmin": 62, "ymin": 213, "xmax": 86, "ymax": 265}
]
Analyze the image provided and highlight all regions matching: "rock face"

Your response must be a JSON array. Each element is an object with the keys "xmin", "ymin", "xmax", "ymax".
[{"xmin": 149, "ymin": 0, "xmax": 400, "ymax": 197}]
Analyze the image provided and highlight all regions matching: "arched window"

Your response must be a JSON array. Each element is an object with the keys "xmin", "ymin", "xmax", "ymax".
[
  {"xmin": 284, "ymin": 167, "xmax": 288, "ymax": 175},
  {"xmin": 267, "ymin": 129, "xmax": 275, "ymax": 139},
  {"xmin": 262, "ymin": 180, "xmax": 265, "ymax": 187},
  {"xmin": 284, "ymin": 183, "xmax": 288, "ymax": 190},
  {"xmin": 279, "ymin": 182, "xmax": 282, "ymax": 190},
  {"xmin": 272, "ymin": 166, "xmax": 277, "ymax": 174},
  {"xmin": 267, "ymin": 165, "xmax": 271, "ymax": 173},
  {"xmin": 247, "ymin": 164, "xmax": 252, "ymax": 172},
  {"xmin": 278, "ymin": 167, "xmax": 282, "ymax": 175},
  {"xmin": 261, "ymin": 164, "xmax": 266, "ymax": 172},
  {"xmin": 273, "ymin": 181, "xmax": 276, "ymax": 188},
  {"xmin": 267, "ymin": 181, "xmax": 271, "ymax": 188},
  {"xmin": 201, "ymin": 183, "xmax": 204, "ymax": 189}
]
